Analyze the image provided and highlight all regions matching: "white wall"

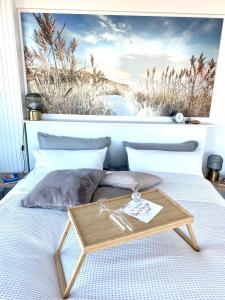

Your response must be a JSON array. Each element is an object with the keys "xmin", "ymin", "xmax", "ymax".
[
  {"xmin": 1, "ymin": 0, "xmax": 225, "ymax": 173},
  {"xmin": 0, "ymin": 0, "xmax": 24, "ymax": 172},
  {"xmin": 16, "ymin": 0, "xmax": 225, "ymax": 14}
]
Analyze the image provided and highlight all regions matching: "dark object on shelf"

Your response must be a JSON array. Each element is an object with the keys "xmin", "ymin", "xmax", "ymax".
[
  {"xmin": 206, "ymin": 154, "xmax": 223, "ymax": 182},
  {"xmin": 2, "ymin": 173, "xmax": 19, "ymax": 184},
  {"xmin": 185, "ymin": 117, "xmax": 191, "ymax": 124},
  {"xmin": 0, "ymin": 173, "xmax": 27, "ymax": 200},
  {"xmin": 191, "ymin": 120, "xmax": 200, "ymax": 124},
  {"xmin": 25, "ymin": 93, "xmax": 43, "ymax": 120}
]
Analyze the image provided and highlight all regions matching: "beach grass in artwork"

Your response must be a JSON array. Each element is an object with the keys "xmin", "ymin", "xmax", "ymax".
[{"xmin": 21, "ymin": 13, "xmax": 223, "ymax": 117}]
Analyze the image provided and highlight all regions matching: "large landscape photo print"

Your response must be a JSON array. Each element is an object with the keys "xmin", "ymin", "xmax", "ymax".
[{"xmin": 21, "ymin": 13, "xmax": 223, "ymax": 117}]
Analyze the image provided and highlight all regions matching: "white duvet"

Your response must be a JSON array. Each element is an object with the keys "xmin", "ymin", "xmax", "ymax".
[{"xmin": 1, "ymin": 170, "xmax": 225, "ymax": 300}]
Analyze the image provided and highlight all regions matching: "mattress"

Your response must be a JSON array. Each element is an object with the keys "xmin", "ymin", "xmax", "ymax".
[{"xmin": 0, "ymin": 170, "xmax": 225, "ymax": 300}]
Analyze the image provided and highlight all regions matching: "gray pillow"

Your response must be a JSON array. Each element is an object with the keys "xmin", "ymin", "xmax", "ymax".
[
  {"xmin": 123, "ymin": 140, "xmax": 198, "ymax": 151},
  {"xmin": 38, "ymin": 132, "xmax": 111, "ymax": 150},
  {"xmin": 21, "ymin": 169, "xmax": 106, "ymax": 210},
  {"xmin": 92, "ymin": 186, "xmax": 130, "ymax": 202},
  {"xmin": 38, "ymin": 132, "xmax": 111, "ymax": 169},
  {"xmin": 100, "ymin": 171, "xmax": 162, "ymax": 191}
]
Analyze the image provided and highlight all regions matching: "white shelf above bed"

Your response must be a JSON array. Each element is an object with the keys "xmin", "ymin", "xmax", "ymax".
[
  {"xmin": 23, "ymin": 119, "xmax": 215, "ymax": 127},
  {"xmin": 23, "ymin": 113, "xmax": 215, "ymax": 127}
]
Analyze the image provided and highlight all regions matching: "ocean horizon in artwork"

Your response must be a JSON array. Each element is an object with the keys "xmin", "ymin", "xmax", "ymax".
[{"xmin": 21, "ymin": 13, "xmax": 223, "ymax": 117}]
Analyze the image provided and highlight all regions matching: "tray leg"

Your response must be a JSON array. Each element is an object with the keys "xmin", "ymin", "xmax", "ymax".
[
  {"xmin": 55, "ymin": 220, "xmax": 87, "ymax": 299},
  {"xmin": 55, "ymin": 220, "xmax": 71, "ymax": 296},
  {"xmin": 174, "ymin": 223, "xmax": 200, "ymax": 252},
  {"xmin": 63, "ymin": 252, "xmax": 86, "ymax": 299},
  {"xmin": 58, "ymin": 220, "xmax": 71, "ymax": 252}
]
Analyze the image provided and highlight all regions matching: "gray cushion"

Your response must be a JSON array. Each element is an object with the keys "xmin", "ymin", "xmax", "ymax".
[
  {"xmin": 38, "ymin": 132, "xmax": 111, "ymax": 150},
  {"xmin": 123, "ymin": 140, "xmax": 198, "ymax": 151},
  {"xmin": 100, "ymin": 171, "xmax": 162, "ymax": 191},
  {"xmin": 21, "ymin": 169, "xmax": 106, "ymax": 210},
  {"xmin": 92, "ymin": 186, "xmax": 131, "ymax": 202},
  {"xmin": 38, "ymin": 132, "xmax": 111, "ymax": 169}
]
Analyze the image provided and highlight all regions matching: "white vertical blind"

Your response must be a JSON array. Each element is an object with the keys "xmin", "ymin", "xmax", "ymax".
[{"xmin": 0, "ymin": 0, "xmax": 24, "ymax": 172}]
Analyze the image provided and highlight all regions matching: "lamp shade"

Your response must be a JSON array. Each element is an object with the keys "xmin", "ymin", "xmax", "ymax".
[
  {"xmin": 207, "ymin": 154, "xmax": 223, "ymax": 171},
  {"xmin": 25, "ymin": 93, "xmax": 43, "ymax": 111}
]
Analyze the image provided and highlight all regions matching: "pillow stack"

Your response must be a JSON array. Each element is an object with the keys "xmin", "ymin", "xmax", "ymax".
[
  {"xmin": 123, "ymin": 140, "xmax": 203, "ymax": 176},
  {"xmin": 38, "ymin": 132, "xmax": 111, "ymax": 169}
]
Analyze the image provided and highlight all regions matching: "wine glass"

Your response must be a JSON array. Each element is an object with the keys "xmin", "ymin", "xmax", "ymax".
[{"xmin": 131, "ymin": 183, "xmax": 141, "ymax": 202}]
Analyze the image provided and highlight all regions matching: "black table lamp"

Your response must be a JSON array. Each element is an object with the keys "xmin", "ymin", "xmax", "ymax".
[{"xmin": 206, "ymin": 154, "xmax": 223, "ymax": 181}]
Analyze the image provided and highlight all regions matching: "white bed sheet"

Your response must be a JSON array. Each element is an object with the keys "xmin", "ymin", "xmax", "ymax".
[{"xmin": 1, "ymin": 170, "xmax": 225, "ymax": 300}]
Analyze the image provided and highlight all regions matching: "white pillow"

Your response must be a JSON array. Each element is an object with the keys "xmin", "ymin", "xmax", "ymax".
[
  {"xmin": 32, "ymin": 148, "xmax": 107, "ymax": 171},
  {"xmin": 126, "ymin": 147, "xmax": 203, "ymax": 176}
]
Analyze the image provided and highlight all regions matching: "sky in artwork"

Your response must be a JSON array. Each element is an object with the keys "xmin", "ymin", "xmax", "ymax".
[{"xmin": 21, "ymin": 13, "xmax": 223, "ymax": 85}]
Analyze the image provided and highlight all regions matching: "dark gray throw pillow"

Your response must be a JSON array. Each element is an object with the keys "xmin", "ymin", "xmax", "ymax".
[
  {"xmin": 100, "ymin": 171, "xmax": 162, "ymax": 191},
  {"xmin": 21, "ymin": 169, "xmax": 106, "ymax": 210},
  {"xmin": 123, "ymin": 140, "xmax": 198, "ymax": 151},
  {"xmin": 38, "ymin": 132, "xmax": 111, "ymax": 169},
  {"xmin": 92, "ymin": 186, "xmax": 131, "ymax": 202}
]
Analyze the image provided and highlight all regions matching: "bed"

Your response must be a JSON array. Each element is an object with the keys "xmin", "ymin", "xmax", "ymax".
[
  {"xmin": 1, "ymin": 168, "xmax": 225, "ymax": 299},
  {"xmin": 1, "ymin": 120, "xmax": 225, "ymax": 299}
]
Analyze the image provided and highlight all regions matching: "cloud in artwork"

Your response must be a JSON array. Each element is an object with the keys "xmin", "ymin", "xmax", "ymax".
[
  {"xmin": 120, "ymin": 53, "xmax": 173, "ymax": 73},
  {"xmin": 201, "ymin": 19, "xmax": 219, "ymax": 33},
  {"xmin": 98, "ymin": 21, "xmax": 108, "ymax": 29},
  {"xmin": 21, "ymin": 13, "xmax": 223, "ymax": 85},
  {"xmin": 97, "ymin": 15, "xmax": 127, "ymax": 34}
]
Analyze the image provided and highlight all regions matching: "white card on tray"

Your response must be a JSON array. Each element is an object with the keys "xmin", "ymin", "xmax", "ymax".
[{"xmin": 123, "ymin": 198, "xmax": 163, "ymax": 223}]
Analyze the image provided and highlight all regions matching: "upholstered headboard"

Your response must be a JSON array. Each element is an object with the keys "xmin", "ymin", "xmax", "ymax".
[{"xmin": 25, "ymin": 120, "xmax": 209, "ymax": 171}]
